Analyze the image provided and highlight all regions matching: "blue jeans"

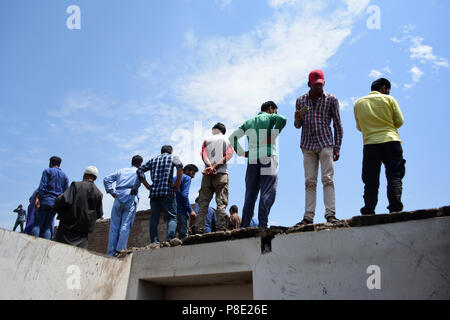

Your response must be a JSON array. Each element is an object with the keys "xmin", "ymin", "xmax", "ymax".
[
  {"xmin": 150, "ymin": 195, "xmax": 177, "ymax": 243},
  {"xmin": 177, "ymin": 214, "xmax": 189, "ymax": 240},
  {"xmin": 241, "ymin": 156, "xmax": 278, "ymax": 229},
  {"xmin": 31, "ymin": 205, "xmax": 55, "ymax": 239},
  {"xmin": 107, "ymin": 197, "xmax": 137, "ymax": 256}
]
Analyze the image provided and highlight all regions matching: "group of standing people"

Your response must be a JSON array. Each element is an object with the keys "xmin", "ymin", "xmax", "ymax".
[{"xmin": 11, "ymin": 69, "xmax": 406, "ymax": 258}]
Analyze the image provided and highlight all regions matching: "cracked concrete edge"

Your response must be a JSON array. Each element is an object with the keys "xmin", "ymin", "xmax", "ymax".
[{"xmin": 125, "ymin": 205, "xmax": 450, "ymax": 251}]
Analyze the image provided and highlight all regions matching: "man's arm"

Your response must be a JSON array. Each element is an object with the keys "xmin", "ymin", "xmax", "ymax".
[
  {"xmin": 103, "ymin": 171, "xmax": 119, "ymax": 198},
  {"xmin": 96, "ymin": 193, "xmax": 104, "ymax": 220},
  {"xmin": 35, "ymin": 170, "xmax": 48, "ymax": 209},
  {"xmin": 294, "ymin": 98, "xmax": 305, "ymax": 129},
  {"xmin": 180, "ymin": 177, "xmax": 194, "ymax": 215},
  {"xmin": 229, "ymin": 125, "xmax": 247, "ymax": 158},
  {"xmin": 354, "ymin": 104, "xmax": 362, "ymax": 132},
  {"xmin": 332, "ymin": 98, "xmax": 344, "ymax": 161},
  {"xmin": 172, "ymin": 156, "xmax": 183, "ymax": 192},
  {"xmin": 133, "ymin": 160, "xmax": 152, "ymax": 191},
  {"xmin": 391, "ymin": 97, "xmax": 404, "ymax": 129}
]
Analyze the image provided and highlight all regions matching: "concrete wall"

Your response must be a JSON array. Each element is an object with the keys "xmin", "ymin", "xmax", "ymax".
[
  {"xmin": 0, "ymin": 228, "xmax": 132, "ymax": 300},
  {"xmin": 88, "ymin": 210, "xmax": 166, "ymax": 254},
  {"xmin": 126, "ymin": 216, "xmax": 450, "ymax": 300},
  {"xmin": 2, "ymin": 214, "xmax": 449, "ymax": 300}
]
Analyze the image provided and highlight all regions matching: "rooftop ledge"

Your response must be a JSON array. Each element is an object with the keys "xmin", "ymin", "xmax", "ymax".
[{"xmin": 124, "ymin": 205, "xmax": 450, "ymax": 253}]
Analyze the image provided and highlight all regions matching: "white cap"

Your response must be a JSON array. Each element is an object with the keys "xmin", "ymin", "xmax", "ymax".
[{"xmin": 84, "ymin": 166, "xmax": 99, "ymax": 177}]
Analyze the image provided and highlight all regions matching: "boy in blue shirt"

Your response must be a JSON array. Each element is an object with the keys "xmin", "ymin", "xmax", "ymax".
[{"xmin": 174, "ymin": 164, "xmax": 199, "ymax": 240}]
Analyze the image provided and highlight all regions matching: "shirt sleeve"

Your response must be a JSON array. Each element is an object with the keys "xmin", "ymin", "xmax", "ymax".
[
  {"xmin": 353, "ymin": 103, "xmax": 362, "ymax": 132},
  {"xmin": 180, "ymin": 177, "xmax": 193, "ymax": 214},
  {"xmin": 229, "ymin": 125, "xmax": 246, "ymax": 157},
  {"xmin": 332, "ymin": 98, "xmax": 344, "ymax": 150},
  {"xmin": 201, "ymin": 140, "xmax": 210, "ymax": 163},
  {"xmin": 37, "ymin": 169, "xmax": 49, "ymax": 196},
  {"xmin": 172, "ymin": 155, "xmax": 183, "ymax": 170},
  {"xmin": 103, "ymin": 171, "xmax": 119, "ymax": 195},
  {"xmin": 294, "ymin": 98, "xmax": 304, "ymax": 129},
  {"xmin": 391, "ymin": 97, "xmax": 405, "ymax": 129}
]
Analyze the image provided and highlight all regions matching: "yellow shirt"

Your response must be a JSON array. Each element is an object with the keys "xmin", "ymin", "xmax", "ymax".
[{"xmin": 354, "ymin": 91, "xmax": 404, "ymax": 145}]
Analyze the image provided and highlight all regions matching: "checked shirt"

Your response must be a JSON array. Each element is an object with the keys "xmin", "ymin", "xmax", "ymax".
[
  {"xmin": 136, "ymin": 153, "xmax": 183, "ymax": 198},
  {"xmin": 294, "ymin": 91, "xmax": 343, "ymax": 151}
]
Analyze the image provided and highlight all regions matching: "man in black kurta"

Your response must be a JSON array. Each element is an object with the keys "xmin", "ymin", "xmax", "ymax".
[{"xmin": 54, "ymin": 166, "xmax": 103, "ymax": 249}]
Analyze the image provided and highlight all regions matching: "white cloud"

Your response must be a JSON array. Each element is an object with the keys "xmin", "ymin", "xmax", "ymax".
[
  {"xmin": 404, "ymin": 65, "xmax": 424, "ymax": 90},
  {"xmin": 177, "ymin": 0, "xmax": 372, "ymax": 128},
  {"xmin": 184, "ymin": 30, "xmax": 198, "ymax": 50},
  {"xmin": 369, "ymin": 69, "xmax": 383, "ymax": 79},
  {"xmin": 215, "ymin": 0, "xmax": 231, "ymax": 10},
  {"xmin": 410, "ymin": 37, "xmax": 449, "ymax": 69}
]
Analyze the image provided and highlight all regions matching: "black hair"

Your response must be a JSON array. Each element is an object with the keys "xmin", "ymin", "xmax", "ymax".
[
  {"xmin": 371, "ymin": 78, "xmax": 391, "ymax": 92},
  {"xmin": 261, "ymin": 101, "xmax": 278, "ymax": 112},
  {"xmin": 212, "ymin": 122, "xmax": 226, "ymax": 135},
  {"xmin": 229, "ymin": 205, "xmax": 238, "ymax": 213},
  {"xmin": 132, "ymin": 155, "xmax": 144, "ymax": 167},
  {"xmin": 161, "ymin": 145, "xmax": 173, "ymax": 154},
  {"xmin": 184, "ymin": 164, "xmax": 199, "ymax": 173},
  {"xmin": 49, "ymin": 156, "xmax": 62, "ymax": 167}
]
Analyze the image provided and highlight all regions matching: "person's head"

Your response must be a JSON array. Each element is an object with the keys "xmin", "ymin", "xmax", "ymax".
[
  {"xmin": 161, "ymin": 145, "xmax": 173, "ymax": 155},
  {"xmin": 18, "ymin": 204, "xmax": 23, "ymax": 209},
  {"xmin": 131, "ymin": 155, "xmax": 143, "ymax": 168},
  {"xmin": 371, "ymin": 78, "xmax": 391, "ymax": 95},
  {"xmin": 183, "ymin": 164, "xmax": 199, "ymax": 179},
  {"xmin": 212, "ymin": 122, "xmax": 226, "ymax": 135},
  {"xmin": 49, "ymin": 156, "xmax": 62, "ymax": 168},
  {"xmin": 308, "ymin": 70, "xmax": 325, "ymax": 95},
  {"xmin": 261, "ymin": 101, "xmax": 278, "ymax": 114},
  {"xmin": 83, "ymin": 166, "xmax": 98, "ymax": 182},
  {"xmin": 229, "ymin": 205, "xmax": 238, "ymax": 215}
]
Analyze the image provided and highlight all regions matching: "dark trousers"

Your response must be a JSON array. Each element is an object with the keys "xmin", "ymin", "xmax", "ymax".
[
  {"xmin": 241, "ymin": 156, "xmax": 278, "ymax": 229},
  {"xmin": 13, "ymin": 220, "xmax": 24, "ymax": 232},
  {"xmin": 361, "ymin": 141, "xmax": 406, "ymax": 214}
]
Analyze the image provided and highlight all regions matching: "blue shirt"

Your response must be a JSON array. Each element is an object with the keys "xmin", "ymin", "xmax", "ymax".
[
  {"xmin": 136, "ymin": 153, "xmax": 183, "ymax": 198},
  {"xmin": 193, "ymin": 203, "xmax": 216, "ymax": 233},
  {"xmin": 13, "ymin": 208, "xmax": 27, "ymax": 222},
  {"xmin": 37, "ymin": 167, "xmax": 70, "ymax": 207},
  {"xmin": 104, "ymin": 166, "xmax": 141, "ymax": 204},
  {"xmin": 174, "ymin": 174, "xmax": 193, "ymax": 217}
]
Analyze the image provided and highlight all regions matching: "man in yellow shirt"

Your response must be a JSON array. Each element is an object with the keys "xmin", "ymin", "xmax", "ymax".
[{"xmin": 354, "ymin": 78, "xmax": 406, "ymax": 215}]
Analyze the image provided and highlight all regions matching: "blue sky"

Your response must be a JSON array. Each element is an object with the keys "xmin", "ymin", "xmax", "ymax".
[{"xmin": 1, "ymin": 0, "xmax": 449, "ymax": 231}]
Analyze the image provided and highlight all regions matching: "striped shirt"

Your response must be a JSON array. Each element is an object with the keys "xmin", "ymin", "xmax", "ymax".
[
  {"xmin": 294, "ymin": 91, "xmax": 343, "ymax": 151},
  {"xmin": 136, "ymin": 153, "xmax": 183, "ymax": 198}
]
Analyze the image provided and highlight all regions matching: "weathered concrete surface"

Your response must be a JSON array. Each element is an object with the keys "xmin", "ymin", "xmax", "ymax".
[
  {"xmin": 127, "ymin": 215, "xmax": 450, "ymax": 300},
  {"xmin": 255, "ymin": 216, "xmax": 450, "ymax": 299},
  {"xmin": 0, "ymin": 228, "xmax": 132, "ymax": 300}
]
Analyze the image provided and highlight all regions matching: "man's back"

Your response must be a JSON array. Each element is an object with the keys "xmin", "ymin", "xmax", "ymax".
[
  {"xmin": 38, "ymin": 167, "xmax": 69, "ymax": 207},
  {"xmin": 354, "ymin": 91, "xmax": 404, "ymax": 145},
  {"xmin": 56, "ymin": 180, "xmax": 103, "ymax": 233}
]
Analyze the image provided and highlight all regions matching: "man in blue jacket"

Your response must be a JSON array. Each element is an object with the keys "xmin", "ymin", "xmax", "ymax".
[
  {"xmin": 32, "ymin": 156, "xmax": 70, "ymax": 239},
  {"xmin": 174, "ymin": 164, "xmax": 199, "ymax": 240}
]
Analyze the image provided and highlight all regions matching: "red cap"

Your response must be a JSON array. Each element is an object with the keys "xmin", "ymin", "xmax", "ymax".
[{"xmin": 309, "ymin": 70, "xmax": 325, "ymax": 86}]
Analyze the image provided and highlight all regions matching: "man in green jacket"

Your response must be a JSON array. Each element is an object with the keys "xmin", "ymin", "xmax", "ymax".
[{"xmin": 229, "ymin": 101, "xmax": 287, "ymax": 229}]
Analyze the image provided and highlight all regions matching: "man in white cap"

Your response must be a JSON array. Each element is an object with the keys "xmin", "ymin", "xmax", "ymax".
[{"xmin": 54, "ymin": 166, "xmax": 104, "ymax": 249}]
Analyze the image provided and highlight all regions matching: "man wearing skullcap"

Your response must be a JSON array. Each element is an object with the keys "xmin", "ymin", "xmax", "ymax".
[{"xmin": 54, "ymin": 166, "xmax": 104, "ymax": 249}]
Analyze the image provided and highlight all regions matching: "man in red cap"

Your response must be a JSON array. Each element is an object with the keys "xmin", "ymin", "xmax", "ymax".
[{"xmin": 294, "ymin": 70, "xmax": 343, "ymax": 226}]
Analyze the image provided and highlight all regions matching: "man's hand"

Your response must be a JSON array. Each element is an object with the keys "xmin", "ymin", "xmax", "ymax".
[
  {"xmin": 333, "ymin": 149, "xmax": 340, "ymax": 162},
  {"xmin": 189, "ymin": 211, "xmax": 197, "ymax": 219},
  {"xmin": 172, "ymin": 183, "xmax": 181, "ymax": 192},
  {"xmin": 35, "ymin": 197, "xmax": 40, "ymax": 210},
  {"xmin": 203, "ymin": 167, "xmax": 217, "ymax": 176},
  {"xmin": 295, "ymin": 106, "xmax": 310, "ymax": 120},
  {"xmin": 244, "ymin": 151, "xmax": 249, "ymax": 158},
  {"xmin": 130, "ymin": 190, "xmax": 137, "ymax": 196}
]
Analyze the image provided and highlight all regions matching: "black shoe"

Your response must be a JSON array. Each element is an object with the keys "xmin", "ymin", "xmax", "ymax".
[
  {"xmin": 326, "ymin": 216, "xmax": 339, "ymax": 223},
  {"xmin": 295, "ymin": 219, "xmax": 313, "ymax": 227},
  {"xmin": 360, "ymin": 207, "xmax": 375, "ymax": 216}
]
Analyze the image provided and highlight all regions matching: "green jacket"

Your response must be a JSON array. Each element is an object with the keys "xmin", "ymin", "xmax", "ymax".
[{"xmin": 229, "ymin": 112, "xmax": 287, "ymax": 163}]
